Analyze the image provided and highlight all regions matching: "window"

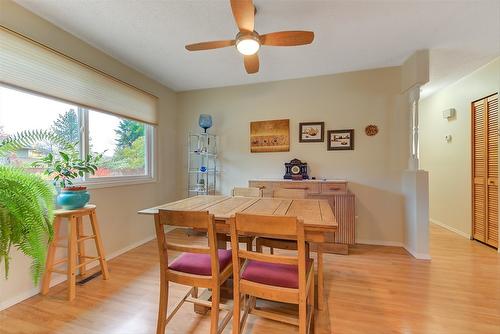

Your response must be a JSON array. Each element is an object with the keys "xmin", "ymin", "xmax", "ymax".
[
  {"xmin": 0, "ymin": 85, "xmax": 154, "ymax": 185},
  {"xmin": 87, "ymin": 110, "xmax": 151, "ymax": 178}
]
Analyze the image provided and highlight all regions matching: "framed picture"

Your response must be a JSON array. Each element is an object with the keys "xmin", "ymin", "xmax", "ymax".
[
  {"xmin": 299, "ymin": 122, "xmax": 324, "ymax": 142},
  {"xmin": 250, "ymin": 119, "xmax": 290, "ymax": 153},
  {"xmin": 327, "ymin": 129, "xmax": 354, "ymax": 150}
]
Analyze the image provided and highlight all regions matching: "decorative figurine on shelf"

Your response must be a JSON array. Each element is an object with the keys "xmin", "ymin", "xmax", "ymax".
[
  {"xmin": 199, "ymin": 114, "xmax": 213, "ymax": 133},
  {"xmin": 284, "ymin": 158, "xmax": 309, "ymax": 180},
  {"xmin": 196, "ymin": 178, "xmax": 206, "ymax": 192}
]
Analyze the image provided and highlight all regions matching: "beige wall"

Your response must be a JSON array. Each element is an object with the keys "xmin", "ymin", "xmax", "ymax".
[
  {"xmin": 0, "ymin": 1, "xmax": 178, "ymax": 308},
  {"xmin": 177, "ymin": 67, "xmax": 409, "ymax": 245},
  {"xmin": 0, "ymin": 0, "xmax": 421, "ymax": 308},
  {"xmin": 420, "ymin": 57, "xmax": 500, "ymax": 237}
]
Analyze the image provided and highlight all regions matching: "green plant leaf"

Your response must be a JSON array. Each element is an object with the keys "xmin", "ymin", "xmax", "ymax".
[
  {"xmin": 59, "ymin": 151, "xmax": 69, "ymax": 162},
  {"xmin": 0, "ymin": 166, "xmax": 55, "ymax": 284}
]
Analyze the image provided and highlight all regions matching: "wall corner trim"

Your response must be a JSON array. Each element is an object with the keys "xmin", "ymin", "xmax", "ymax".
[
  {"xmin": 430, "ymin": 219, "xmax": 471, "ymax": 239},
  {"xmin": 404, "ymin": 246, "xmax": 432, "ymax": 260},
  {"xmin": 401, "ymin": 49, "xmax": 430, "ymax": 93}
]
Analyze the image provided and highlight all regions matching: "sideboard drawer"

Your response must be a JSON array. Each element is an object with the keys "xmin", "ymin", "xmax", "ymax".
[
  {"xmin": 248, "ymin": 181, "xmax": 274, "ymax": 197},
  {"xmin": 249, "ymin": 181, "xmax": 272, "ymax": 190},
  {"xmin": 278, "ymin": 182, "xmax": 320, "ymax": 194},
  {"xmin": 249, "ymin": 180, "xmax": 347, "ymax": 196},
  {"xmin": 320, "ymin": 182, "xmax": 347, "ymax": 194}
]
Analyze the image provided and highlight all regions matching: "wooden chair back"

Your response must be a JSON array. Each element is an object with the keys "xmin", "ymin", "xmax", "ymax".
[
  {"xmin": 273, "ymin": 188, "xmax": 307, "ymax": 199},
  {"xmin": 230, "ymin": 213, "xmax": 314, "ymax": 333},
  {"xmin": 230, "ymin": 213, "xmax": 307, "ymax": 283},
  {"xmin": 154, "ymin": 210, "xmax": 234, "ymax": 334},
  {"xmin": 232, "ymin": 187, "xmax": 263, "ymax": 197},
  {"xmin": 154, "ymin": 210, "xmax": 219, "ymax": 278}
]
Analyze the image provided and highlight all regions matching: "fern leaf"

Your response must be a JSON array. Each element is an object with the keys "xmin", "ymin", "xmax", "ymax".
[
  {"xmin": 0, "ymin": 166, "xmax": 55, "ymax": 284},
  {"xmin": 0, "ymin": 130, "xmax": 75, "ymax": 157}
]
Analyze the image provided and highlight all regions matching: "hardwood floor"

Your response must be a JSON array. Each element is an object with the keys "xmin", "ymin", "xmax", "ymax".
[{"xmin": 0, "ymin": 224, "xmax": 498, "ymax": 334}]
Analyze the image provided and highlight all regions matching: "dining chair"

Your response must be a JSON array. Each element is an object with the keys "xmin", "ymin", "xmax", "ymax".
[
  {"xmin": 154, "ymin": 210, "xmax": 233, "ymax": 334},
  {"xmin": 224, "ymin": 187, "xmax": 263, "ymax": 251},
  {"xmin": 257, "ymin": 188, "xmax": 307, "ymax": 255},
  {"xmin": 257, "ymin": 187, "xmax": 326, "ymax": 310},
  {"xmin": 232, "ymin": 187, "xmax": 263, "ymax": 197},
  {"xmin": 230, "ymin": 213, "xmax": 315, "ymax": 334}
]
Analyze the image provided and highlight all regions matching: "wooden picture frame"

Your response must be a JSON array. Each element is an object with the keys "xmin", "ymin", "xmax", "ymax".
[
  {"xmin": 327, "ymin": 129, "xmax": 354, "ymax": 150},
  {"xmin": 250, "ymin": 119, "xmax": 290, "ymax": 153},
  {"xmin": 299, "ymin": 122, "xmax": 324, "ymax": 142}
]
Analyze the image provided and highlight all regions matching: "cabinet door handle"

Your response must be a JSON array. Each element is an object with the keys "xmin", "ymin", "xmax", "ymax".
[
  {"xmin": 329, "ymin": 187, "xmax": 341, "ymax": 191},
  {"xmin": 285, "ymin": 187, "xmax": 309, "ymax": 190}
]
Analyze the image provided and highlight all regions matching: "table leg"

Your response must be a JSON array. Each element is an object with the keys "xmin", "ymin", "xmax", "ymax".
[
  {"xmin": 193, "ymin": 289, "xmax": 211, "ymax": 315},
  {"xmin": 194, "ymin": 232, "xmax": 229, "ymax": 315},
  {"xmin": 317, "ymin": 248, "xmax": 324, "ymax": 311},
  {"xmin": 217, "ymin": 232, "xmax": 228, "ymax": 250}
]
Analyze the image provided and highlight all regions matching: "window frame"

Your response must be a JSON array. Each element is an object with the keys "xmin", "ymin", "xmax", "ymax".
[
  {"xmin": 78, "ymin": 108, "xmax": 156, "ymax": 189},
  {"xmin": 0, "ymin": 84, "xmax": 156, "ymax": 188}
]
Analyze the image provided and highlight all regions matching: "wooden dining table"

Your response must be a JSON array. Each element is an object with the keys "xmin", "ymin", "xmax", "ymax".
[{"xmin": 138, "ymin": 195, "xmax": 338, "ymax": 311}]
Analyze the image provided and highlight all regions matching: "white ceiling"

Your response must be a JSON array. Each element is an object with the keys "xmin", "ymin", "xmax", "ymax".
[{"xmin": 14, "ymin": 0, "xmax": 500, "ymax": 93}]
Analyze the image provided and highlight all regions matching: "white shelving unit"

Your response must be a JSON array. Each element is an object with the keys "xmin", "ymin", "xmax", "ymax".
[{"xmin": 187, "ymin": 133, "xmax": 217, "ymax": 196}]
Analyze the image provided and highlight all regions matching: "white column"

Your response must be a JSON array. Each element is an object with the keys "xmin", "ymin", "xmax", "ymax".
[
  {"xmin": 408, "ymin": 85, "xmax": 421, "ymax": 171},
  {"xmin": 402, "ymin": 84, "xmax": 430, "ymax": 259},
  {"xmin": 402, "ymin": 170, "xmax": 430, "ymax": 259}
]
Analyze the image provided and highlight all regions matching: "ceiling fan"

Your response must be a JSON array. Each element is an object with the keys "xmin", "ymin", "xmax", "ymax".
[{"xmin": 185, "ymin": 0, "xmax": 315, "ymax": 74}]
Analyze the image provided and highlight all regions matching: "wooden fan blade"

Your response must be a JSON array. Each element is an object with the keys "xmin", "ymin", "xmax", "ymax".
[
  {"xmin": 185, "ymin": 40, "xmax": 235, "ymax": 51},
  {"xmin": 230, "ymin": 0, "xmax": 255, "ymax": 32},
  {"xmin": 244, "ymin": 54, "xmax": 259, "ymax": 74},
  {"xmin": 261, "ymin": 31, "xmax": 315, "ymax": 46}
]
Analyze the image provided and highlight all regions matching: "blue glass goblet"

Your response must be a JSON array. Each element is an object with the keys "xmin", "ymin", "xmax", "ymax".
[{"xmin": 199, "ymin": 114, "xmax": 213, "ymax": 133}]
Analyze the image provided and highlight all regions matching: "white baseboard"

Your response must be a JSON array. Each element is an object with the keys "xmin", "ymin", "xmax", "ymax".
[
  {"xmin": 430, "ymin": 219, "xmax": 470, "ymax": 239},
  {"xmin": 0, "ymin": 234, "xmax": 156, "ymax": 311},
  {"xmin": 356, "ymin": 239, "xmax": 404, "ymax": 247},
  {"xmin": 356, "ymin": 239, "xmax": 431, "ymax": 260},
  {"xmin": 0, "ymin": 276, "xmax": 67, "ymax": 312},
  {"xmin": 403, "ymin": 246, "xmax": 431, "ymax": 260},
  {"xmin": 104, "ymin": 234, "xmax": 156, "ymax": 260}
]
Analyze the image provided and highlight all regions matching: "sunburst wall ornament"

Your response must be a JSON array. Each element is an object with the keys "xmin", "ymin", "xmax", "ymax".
[{"xmin": 365, "ymin": 125, "xmax": 379, "ymax": 136}]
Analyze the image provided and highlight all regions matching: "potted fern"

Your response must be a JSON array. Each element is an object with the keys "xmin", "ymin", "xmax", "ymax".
[
  {"xmin": 0, "ymin": 130, "xmax": 62, "ymax": 284},
  {"xmin": 0, "ymin": 167, "xmax": 56, "ymax": 284}
]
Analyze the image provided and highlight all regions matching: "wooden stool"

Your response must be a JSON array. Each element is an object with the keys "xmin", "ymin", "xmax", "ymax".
[{"xmin": 41, "ymin": 205, "xmax": 109, "ymax": 301}]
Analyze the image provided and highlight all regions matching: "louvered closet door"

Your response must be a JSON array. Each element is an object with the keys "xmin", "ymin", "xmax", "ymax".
[
  {"xmin": 472, "ymin": 93, "xmax": 498, "ymax": 248},
  {"xmin": 486, "ymin": 95, "xmax": 498, "ymax": 247},
  {"xmin": 473, "ymin": 99, "xmax": 487, "ymax": 242}
]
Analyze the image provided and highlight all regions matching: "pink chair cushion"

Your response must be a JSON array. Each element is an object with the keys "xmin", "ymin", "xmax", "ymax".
[
  {"xmin": 169, "ymin": 249, "xmax": 232, "ymax": 276},
  {"xmin": 241, "ymin": 260, "xmax": 312, "ymax": 289}
]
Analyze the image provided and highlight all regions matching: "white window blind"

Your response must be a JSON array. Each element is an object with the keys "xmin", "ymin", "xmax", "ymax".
[{"xmin": 0, "ymin": 27, "xmax": 158, "ymax": 125}]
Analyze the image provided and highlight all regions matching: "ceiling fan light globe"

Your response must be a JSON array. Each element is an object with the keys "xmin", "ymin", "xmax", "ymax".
[{"xmin": 236, "ymin": 38, "xmax": 260, "ymax": 55}]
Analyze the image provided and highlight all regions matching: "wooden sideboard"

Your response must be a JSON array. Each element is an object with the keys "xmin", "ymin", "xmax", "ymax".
[{"xmin": 249, "ymin": 179, "xmax": 355, "ymax": 254}]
